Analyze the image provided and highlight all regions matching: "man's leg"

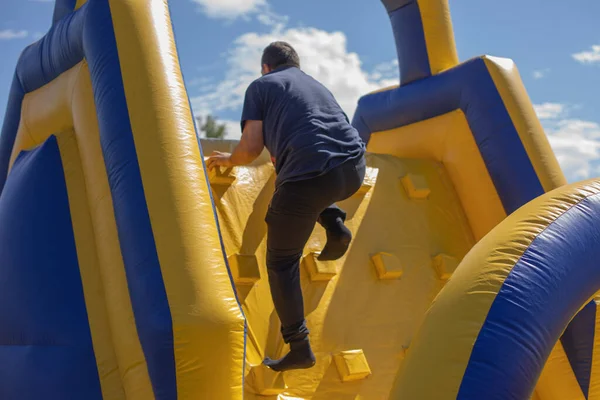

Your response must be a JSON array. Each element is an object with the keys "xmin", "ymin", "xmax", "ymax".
[
  {"xmin": 317, "ymin": 156, "xmax": 367, "ymax": 260},
  {"xmin": 317, "ymin": 205, "xmax": 352, "ymax": 261},
  {"xmin": 263, "ymin": 156, "xmax": 366, "ymax": 371},
  {"xmin": 263, "ymin": 184, "xmax": 320, "ymax": 372}
]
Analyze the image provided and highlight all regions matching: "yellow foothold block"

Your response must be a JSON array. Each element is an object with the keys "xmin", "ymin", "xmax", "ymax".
[
  {"xmin": 432, "ymin": 254, "xmax": 460, "ymax": 280},
  {"xmin": 302, "ymin": 252, "xmax": 337, "ymax": 282},
  {"xmin": 205, "ymin": 160, "xmax": 236, "ymax": 186},
  {"xmin": 371, "ymin": 252, "xmax": 403, "ymax": 280},
  {"xmin": 334, "ymin": 350, "xmax": 372, "ymax": 382},
  {"xmin": 400, "ymin": 173, "xmax": 430, "ymax": 200},
  {"xmin": 228, "ymin": 254, "xmax": 261, "ymax": 284},
  {"xmin": 245, "ymin": 364, "xmax": 286, "ymax": 395}
]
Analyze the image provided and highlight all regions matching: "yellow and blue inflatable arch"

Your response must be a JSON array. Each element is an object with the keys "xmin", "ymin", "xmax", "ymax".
[
  {"xmin": 390, "ymin": 180, "xmax": 600, "ymax": 399},
  {"xmin": 0, "ymin": 0, "xmax": 245, "ymax": 399},
  {"xmin": 353, "ymin": 0, "xmax": 599, "ymax": 398}
]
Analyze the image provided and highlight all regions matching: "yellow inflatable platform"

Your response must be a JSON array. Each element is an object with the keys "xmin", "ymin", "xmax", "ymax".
[{"xmin": 0, "ymin": 0, "xmax": 599, "ymax": 399}]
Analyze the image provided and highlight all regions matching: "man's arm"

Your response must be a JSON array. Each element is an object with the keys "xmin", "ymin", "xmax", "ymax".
[{"xmin": 206, "ymin": 120, "xmax": 264, "ymax": 171}]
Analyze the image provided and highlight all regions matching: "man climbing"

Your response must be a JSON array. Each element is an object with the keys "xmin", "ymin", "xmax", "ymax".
[{"xmin": 206, "ymin": 41, "xmax": 366, "ymax": 372}]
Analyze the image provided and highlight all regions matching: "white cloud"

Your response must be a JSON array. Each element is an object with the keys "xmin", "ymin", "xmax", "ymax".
[
  {"xmin": 535, "ymin": 103, "xmax": 600, "ymax": 182},
  {"xmin": 191, "ymin": 0, "xmax": 289, "ymax": 31},
  {"xmin": 573, "ymin": 45, "xmax": 600, "ymax": 64},
  {"xmin": 545, "ymin": 119, "xmax": 600, "ymax": 182},
  {"xmin": 533, "ymin": 68, "xmax": 550, "ymax": 79},
  {"xmin": 0, "ymin": 30, "xmax": 28, "ymax": 40},
  {"xmin": 256, "ymin": 10, "xmax": 289, "ymax": 29},
  {"xmin": 191, "ymin": 0, "xmax": 267, "ymax": 19},
  {"xmin": 533, "ymin": 103, "xmax": 566, "ymax": 119},
  {"xmin": 190, "ymin": 26, "xmax": 399, "ymax": 127}
]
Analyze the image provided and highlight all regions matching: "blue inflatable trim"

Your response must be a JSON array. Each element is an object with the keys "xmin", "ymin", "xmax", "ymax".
[
  {"xmin": 352, "ymin": 57, "xmax": 545, "ymax": 215},
  {"xmin": 0, "ymin": 136, "xmax": 102, "ymax": 399},
  {"xmin": 458, "ymin": 193, "xmax": 600, "ymax": 399},
  {"xmin": 561, "ymin": 300, "xmax": 596, "ymax": 398},
  {"xmin": 84, "ymin": 1, "xmax": 177, "ymax": 397},
  {"xmin": 0, "ymin": 5, "xmax": 86, "ymax": 194},
  {"xmin": 389, "ymin": 2, "xmax": 431, "ymax": 84}
]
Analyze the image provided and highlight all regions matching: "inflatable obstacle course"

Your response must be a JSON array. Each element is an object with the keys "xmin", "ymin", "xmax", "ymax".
[{"xmin": 0, "ymin": 0, "xmax": 598, "ymax": 399}]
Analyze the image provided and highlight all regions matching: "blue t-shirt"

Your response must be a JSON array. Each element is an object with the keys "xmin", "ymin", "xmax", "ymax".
[{"xmin": 241, "ymin": 65, "xmax": 366, "ymax": 187}]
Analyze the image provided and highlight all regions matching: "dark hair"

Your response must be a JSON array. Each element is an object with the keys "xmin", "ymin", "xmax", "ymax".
[{"xmin": 261, "ymin": 41, "xmax": 300, "ymax": 70}]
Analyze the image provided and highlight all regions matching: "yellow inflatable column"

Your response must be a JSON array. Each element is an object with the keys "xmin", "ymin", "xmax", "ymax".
[{"xmin": 106, "ymin": 0, "xmax": 246, "ymax": 398}]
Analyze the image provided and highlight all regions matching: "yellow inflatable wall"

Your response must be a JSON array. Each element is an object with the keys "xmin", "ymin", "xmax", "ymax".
[
  {"xmin": 0, "ymin": 1, "xmax": 244, "ymax": 399},
  {"xmin": 202, "ymin": 139, "xmax": 478, "ymax": 398},
  {"xmin": 1, "ymin": 0, "xmax": 599, "ymax": 399}
]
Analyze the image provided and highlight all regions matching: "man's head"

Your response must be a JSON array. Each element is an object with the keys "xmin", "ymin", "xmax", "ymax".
[{"xmin": 261, "ymin": 41, "xmax": 300, "ymax": 75}]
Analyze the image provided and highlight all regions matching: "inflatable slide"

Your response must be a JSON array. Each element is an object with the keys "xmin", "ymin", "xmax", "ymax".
[{"xmin": 0, "ymin": 0, "xmax": 599, "ymax": 399}]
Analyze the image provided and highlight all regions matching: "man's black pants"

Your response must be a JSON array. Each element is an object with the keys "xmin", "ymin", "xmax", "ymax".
[{"xmin": 265, "ymin": 156, "xmax": 366, "ymax": 344}]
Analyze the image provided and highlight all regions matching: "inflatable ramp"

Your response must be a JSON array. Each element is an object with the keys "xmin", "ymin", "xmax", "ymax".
[{"xmin": 1, "ymin": 0, "xmax": 600, "ymax": 399}]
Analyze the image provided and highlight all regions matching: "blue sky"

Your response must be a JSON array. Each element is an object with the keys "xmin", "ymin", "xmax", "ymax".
[{"xmin": 1, "ymin": 0, "xmax": 599, "ymax": 182}]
